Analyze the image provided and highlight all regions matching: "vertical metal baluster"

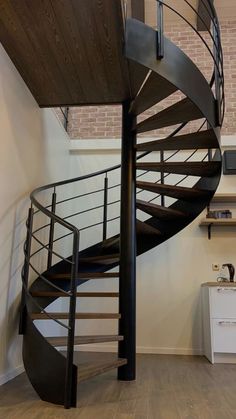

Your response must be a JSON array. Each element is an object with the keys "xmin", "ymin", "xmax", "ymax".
[
  {"xmin": 213, "ymin": 18, "xmax": 221, "ymax": 125},
  {"xmin": 157, "ymin": 0, "xmax": 164, "ymax": 59},
  {"xmin": 160, "ymin": 150, "xmax": 165, "ymax": 207},
  {"xmin": 64, "ymin": 230, "xmax": 79, "ymax": 409},
  {"xmin": 65, "ymin": 107, "xmax": 69, "ymax": 132},
  {"xmin": 19, "ymin": 206, "xmax": 34, "ymax": 335},
  {"xmin": 47, "ymin": 189, "xmax": 57, "ymax": 270},
  {"xmin": 103, "ymin": 174, "xmax": 108, "ymax": 241}
]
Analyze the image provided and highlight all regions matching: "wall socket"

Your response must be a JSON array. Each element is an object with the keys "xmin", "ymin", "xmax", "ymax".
[{"xmin": 212, "ymin": 263, "xmax": 220, "ymax": 271}]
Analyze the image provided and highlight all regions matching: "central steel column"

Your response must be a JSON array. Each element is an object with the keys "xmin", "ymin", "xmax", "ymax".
[{"xmin": 118, "ymin": 100, "xmax": 136, "ymax": 381}]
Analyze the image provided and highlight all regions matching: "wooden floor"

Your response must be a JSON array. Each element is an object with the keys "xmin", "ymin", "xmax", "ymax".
[{"xmin": 1, "ymin": 352, "xmax": 236, "ymax": 418}]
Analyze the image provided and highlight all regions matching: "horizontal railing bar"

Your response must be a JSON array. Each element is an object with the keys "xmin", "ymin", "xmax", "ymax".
[
  {"xmin": 156, "ymin": 0, "xmax": 222, "ymax": 82},
  {"xmin": 53, "ymin": 231, "xmax": 73, "ymax": 244},
  {"xmin": 183, "ymin": 0, "xmax": 221, "ymax": 60},
  {"xmin": 32, "ymin": 223, "xmax": 51, "ymax": 235},
  {"xmin": 30, "ymin": 232, "xmax": 74, "ymax": 265},
  {"xmin": 55, "ymin": 188, "xmax": 105, "ymax": 206},
  {"xmin": 25, "ymin": 289, "xmax": 70, "ymax": 329},
  {"xmin": 27, "ymin": 262, "xmax": 73, "ymax": 295},
  {"xmin": 63, "ymin": 203, "xmax": 104, "ymax": 221}
]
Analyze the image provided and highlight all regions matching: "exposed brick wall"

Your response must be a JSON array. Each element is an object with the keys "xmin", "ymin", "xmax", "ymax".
[{"xmin": 65, "ymin": 19, "xmax": 235, "ymax": 139}]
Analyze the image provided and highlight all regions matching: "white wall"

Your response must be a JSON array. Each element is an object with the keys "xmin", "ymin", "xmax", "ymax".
[{"xmin": 0, "ymin": 44, "xmax": 76, "ymax": 385}]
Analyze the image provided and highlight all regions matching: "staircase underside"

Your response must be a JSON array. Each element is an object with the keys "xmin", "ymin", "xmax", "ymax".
[{"xmin": 0, "ymin": 0, "xmax": 131, "ymax": 106}]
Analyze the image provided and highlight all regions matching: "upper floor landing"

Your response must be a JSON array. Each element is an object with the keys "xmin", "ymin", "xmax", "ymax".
[{"xmin": 0, "ymin": 0, "xmax": 132, "ymax": 107}]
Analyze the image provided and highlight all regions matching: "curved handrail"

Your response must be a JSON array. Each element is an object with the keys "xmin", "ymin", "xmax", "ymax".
[{"xmin": 156, "ymin": 0, "xmax": 224, "ymax": 125}]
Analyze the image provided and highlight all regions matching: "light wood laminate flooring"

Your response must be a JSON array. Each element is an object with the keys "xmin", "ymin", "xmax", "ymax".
[{"xmin": 1, "ymin": 352, "xmax": 236, "ymax": 418}]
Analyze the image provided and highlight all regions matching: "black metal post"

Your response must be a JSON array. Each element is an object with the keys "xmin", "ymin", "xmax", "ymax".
[
  {"xmin": 213, "ymin": 18, "xmax": 221, "ymax": 125},
  {"xmin": 160, "ymin": 150, "xmax": 165, "ymax": 207},
  {"xmin": 157, "ymin": 0, "xmax": 164, "ymax": 59},
  {"xmin": 118, "ymin": 100, "xmax": 136, "ymax": 381},
  {"xmin": 64, "ymin": 230, "xmax": 79, "ymax": 409},
  {"xmin": 47, "ymin": 190, "xmax": 57, "ymax": 270},
  {"xmin": 65, "ymin": 107, "xmax": 69, "ymax": 132},
  {"xmin": 19, "ymin": 207, "xmax": 34, "ymax": 335},
  {"xmin": 103, "ymin": 175, "xmax": 108, "ymax": 241}
]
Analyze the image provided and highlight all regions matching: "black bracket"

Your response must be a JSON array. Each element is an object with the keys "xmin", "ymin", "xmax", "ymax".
[{"xmin": 208, "ymin": 223, "xmax": 213, "ymax": 240}]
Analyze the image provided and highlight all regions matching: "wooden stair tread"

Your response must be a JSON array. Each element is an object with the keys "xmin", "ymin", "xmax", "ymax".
[
  {"xmin": 136, "ymin": 161, "xmax": 221, "ymax": 177},
  {"xmin": 31, "ymin": 312, "xmax": 121, "ymax": 320},
  {"xmin": 136, "ymin": 129, "xmax": 217, "ymax": 151},
  {"xmin": 136, "ymin": 219, "xmax": 161, "ymax": 235},
  {"xmin": 136, "ymin": 98, "xmax": 203, "ymax": 133},
  {"xmin": 137, "ymin": 180, "xmax": 210, "ymax": 200},
  {"xmin": 47, "ymin": 272, "xmax": 119, "ymax": 280},
  {"xmin": 77, "ymin": 357, "xmax": 127, "ymax": 383},
  {"xmin": 136, "ymin": 199, "xmax": 186, "ymax": 219},
  {"xmin": 131, "ymin": 71, "xmax": 178, "ymax": 115},
  {"xmin": 31, "ymin": 291, "xmax": 119, "ymax": 298},
  {"xmin": 80, "ymin": 254, "xmax": 120, "ymax": 264},
  {"xmin": 47, "ymin": 335, "xmax": 123, "ymax": 346}
]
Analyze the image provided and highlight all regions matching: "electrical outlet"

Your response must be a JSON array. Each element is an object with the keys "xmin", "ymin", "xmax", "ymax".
[{"xmin": 212, "ymin": 263, "xmax": 220, "ymax": 271}]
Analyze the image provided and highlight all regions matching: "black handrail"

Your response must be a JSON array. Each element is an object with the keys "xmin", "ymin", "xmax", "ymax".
[{"xmin": 155, "ymin": 0, "xmax": 225, "ymax": 126}]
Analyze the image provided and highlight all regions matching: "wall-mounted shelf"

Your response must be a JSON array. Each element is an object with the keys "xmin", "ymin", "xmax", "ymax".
[
  {"xmin": 211, "ymin": 194, "xmax": 236, "ymax": 203},
  {"xmin": 200, "ymin": 194, "xmax": 236, "ymax": 239},
  {"xmin": 200, "ymin": 218, "xmax": 236, "ymax": 226}
]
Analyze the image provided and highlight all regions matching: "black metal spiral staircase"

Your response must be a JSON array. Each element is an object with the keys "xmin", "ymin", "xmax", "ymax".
[{"xmin": 0, "ymin": 0, "xmax": 224, "ymax": 409}]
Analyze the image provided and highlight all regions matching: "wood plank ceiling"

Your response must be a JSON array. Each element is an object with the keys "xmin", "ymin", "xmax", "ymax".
[{"xmin": 0, "ymin": 0, "xmax": 131, "ymax": 107}]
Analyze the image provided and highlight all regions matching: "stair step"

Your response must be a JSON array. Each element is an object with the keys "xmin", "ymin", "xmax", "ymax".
[
  {"xmin": 31, "ymin": 291, "xmax": 119, "ymax": 298},
  {"xmin": 80, "ymin": 254, "xmax": 120, "ymax": 265},
  {"xmin": 77, "ymin": 357, "xmax": 127, "ymax": 383},
  {"xmin": 47, "ymin": 272, "xmax": 119, "ymax": 280},
  {"xmin": 136, "ymin": 129, "xmax": 217, "ymax": 151},
  {"xmin": 137, "ymin": 181, "xmax": 210, "ymax": 201},
  {"xmin": 136, "ymin": 199, "xmax": 186, "ymax": 219},
  {"xmin": 31, "ymin": 312, "xmax": 121, "ymax": 320},
  {"xmin": 131, "ymin": 71, "xmax": 178, "ymax": 115},
  {"xmin": 47, "ymin": 335, "xmax": 124, "ymax": 346},
  {"xmin": 136, "ymin": 219, "xmax": 161, "ymax": 235},
  {"xmin": 136, "ymin": 98, "xmax": 203, "ymax": 133},
  {"xmin": 136, "ymin": 161, "xmax": 221, "ymax": 177}
]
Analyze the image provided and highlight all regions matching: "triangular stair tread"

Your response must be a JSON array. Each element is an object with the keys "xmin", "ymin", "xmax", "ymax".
[
  {"xmin": 46, "ymin": 272, "xmax": 119, "ymax": 280},
  {"xmin": 77, "ymin": 358, "xmax": 127, "ymax": 383},
  {"xmin": 102, "ymin": 236, "xmax": 120, "ymax": 249},
  {"xmin": 131, "ymin": 71, "xmax": 178, "ymax": 116},
  {"xmin": 136, "ymin": 219, "xmax": 161, "ymax": 235},
  {"xmin": 31, "ymin": 312, "xmax": 121, "ymax": 320},
  {"xmin": 31, "ymin": 291, "xmax": 119, "ymax": 298},
  {"xmin": 47, "ymin": 335, "xmax": 124, "ymax": 346},
  {"xmin": 136, "ymin": 98, "xmax": 203, "ymax": 133},
  {"xmin": 136, "ymin": 129, "xmax": 217, "ymax": 151},
  {"xmin": 80, "ymin": 254, "xmax": 120, "ymax": 265},
  {"xmin": 136, "ymin": 161, "xmax": 221, "ymax": 177},
  {"xmin": 137, "ymin": 181, "xmax": 210, "ymax": 200},
  {"xmin": 136, "ymin": 199, "xmax": 186, "ymax": 219}
]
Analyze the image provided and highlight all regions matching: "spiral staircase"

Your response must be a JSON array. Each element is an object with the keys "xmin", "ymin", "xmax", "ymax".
[{"xmin": 0, "ymin": 0, "xmax": 224, "ymax": 409}]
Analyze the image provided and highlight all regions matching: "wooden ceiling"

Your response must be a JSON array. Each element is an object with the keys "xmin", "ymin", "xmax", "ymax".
[
  {"xmin": 145, "ymin": 0, "xmax": 236, "ymax": 27},
  {"xmin": 0, "ymin": 0, "xmax": 131, "ymax": 107}
]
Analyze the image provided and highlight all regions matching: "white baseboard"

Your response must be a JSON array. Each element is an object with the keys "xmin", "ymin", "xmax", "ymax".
[
  {"xmin": 0, "ymin": 364, "xmax": 24, "ymax": 386},
  {"xmin": 75, "ymin": 344, "xmax": 203, "ymax": 356}
]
